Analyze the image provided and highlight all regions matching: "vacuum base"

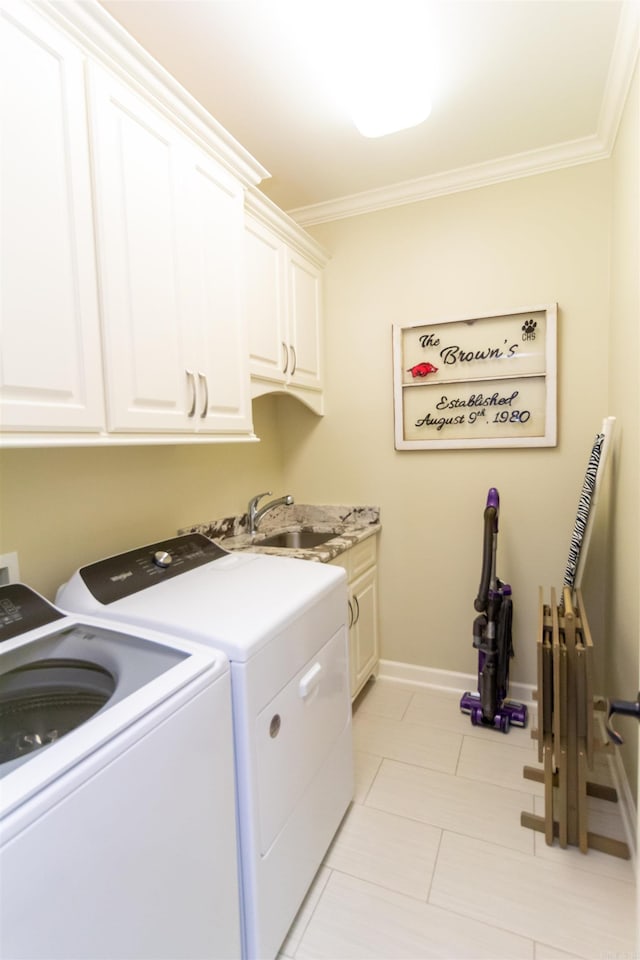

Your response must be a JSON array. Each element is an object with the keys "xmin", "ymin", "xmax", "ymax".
[{"xmin": 460, "ymin": 691, "xmax": 528, "ymax": 733}]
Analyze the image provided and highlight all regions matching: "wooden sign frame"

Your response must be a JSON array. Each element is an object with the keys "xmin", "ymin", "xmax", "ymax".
[{"xmin": 392, "ymin": 303, "xmax": 557, "ymax": 450}]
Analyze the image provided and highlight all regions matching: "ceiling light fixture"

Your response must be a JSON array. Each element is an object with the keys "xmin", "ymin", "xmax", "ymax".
[
  {"xmin": 348, "ymin": 71, "xmax": 432, "ymax": 139},
  {"xmin": 337, "ymin": 2, "xmax": 433, "ymax": 138},
  {"xmin": 279, "ymin": 1, "xmax": 434, "ymax": 139}
]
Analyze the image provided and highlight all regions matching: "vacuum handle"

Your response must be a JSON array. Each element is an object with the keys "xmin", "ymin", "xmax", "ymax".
[
  {"xmin": 474, "ymin": 492, "xmax": 499, "ymax": 612},
  {"xmin": 606, "ymin": 695, "xmax": 640, "ymax": 745},
  {"xmin": 486, "ymin": 487, "xmax": 500, "ymax": 516}
]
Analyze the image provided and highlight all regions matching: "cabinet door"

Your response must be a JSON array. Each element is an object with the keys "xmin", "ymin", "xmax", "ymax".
[
  {"xmin": 286, "ymin": 248, "xmax": 323, "ymax": 391},
  {"xmin": 0, "ymin": 1, "xmax": 105, "ymax": 434},
  {"xmin": 245, "ymin": 216, "xmax": 287, "ymax": 384},
  {"xmin": 88, "ymin": 64, "xmax": 191, "ymax": 433},
  {"xmin": 183, "ymin": 148, "xmax": 252, "ymax": 434},
  {"xmin": 351, "ymin": 566, "xmax": 379, "ymax": 698}
]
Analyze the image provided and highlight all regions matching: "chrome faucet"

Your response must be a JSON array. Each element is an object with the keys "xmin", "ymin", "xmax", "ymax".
[{"xmin": 248, "ymin": 491, "xmax": 294, "ymax": 535}]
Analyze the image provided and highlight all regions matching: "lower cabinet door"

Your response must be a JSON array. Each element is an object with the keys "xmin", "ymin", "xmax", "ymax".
[{"xmin": 350, "ymin": 566, "xmax": 379, "ymax": 698}]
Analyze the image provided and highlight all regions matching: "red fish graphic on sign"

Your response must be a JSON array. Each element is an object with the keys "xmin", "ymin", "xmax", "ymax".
[{"xmin": 407, "ymin": 362, "xmax": 438, "ymax": 378}]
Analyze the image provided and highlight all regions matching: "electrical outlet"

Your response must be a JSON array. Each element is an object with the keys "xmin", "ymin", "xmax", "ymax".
[{"xmin": 0, "ymin": 552, "xmax": 20, "ymax": 585}]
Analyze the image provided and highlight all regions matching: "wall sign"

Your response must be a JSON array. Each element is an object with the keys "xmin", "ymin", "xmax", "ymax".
[{"xmin": 393, "ymin": 304, "xmax": 557, "ymax": 449}]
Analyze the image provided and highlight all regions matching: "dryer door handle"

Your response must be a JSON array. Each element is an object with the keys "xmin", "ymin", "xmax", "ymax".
[{"xmin": 299, "ymin": 662, "xmax": 322, "ymax": 699}]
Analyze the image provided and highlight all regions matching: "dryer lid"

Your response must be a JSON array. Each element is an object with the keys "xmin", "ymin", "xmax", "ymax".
[{"xmin": 57, "ymin": 535, "xmax": 347, "ymax": 663}]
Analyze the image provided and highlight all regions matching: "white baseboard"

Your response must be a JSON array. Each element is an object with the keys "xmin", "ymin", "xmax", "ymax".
[
  {"xmin": 377, "ymin": 659, "xmax": 536, "ymax": 706},
  {"xmin": 376, "ymin": 659, "xmax": 637, "ymax": 861},
  {"xmin": 595, "ymin": 714, "xmax": 637, "ymax": 863}
]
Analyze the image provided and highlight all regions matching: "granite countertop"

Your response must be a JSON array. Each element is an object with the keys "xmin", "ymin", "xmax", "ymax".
[{"xmin": 179, "ymin": 504, "xmax": 380, "ymax": 563}]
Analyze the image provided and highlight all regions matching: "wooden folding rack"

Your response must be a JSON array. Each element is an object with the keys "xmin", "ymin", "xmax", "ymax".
[{"xmin": 520, "ymin": 586, "xmax": 630, "ymax": 859}]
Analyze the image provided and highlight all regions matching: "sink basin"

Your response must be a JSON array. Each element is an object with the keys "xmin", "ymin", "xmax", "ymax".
[{"xmin": 256, "ymin": 530, "xmax": 339, "ymax": 549}]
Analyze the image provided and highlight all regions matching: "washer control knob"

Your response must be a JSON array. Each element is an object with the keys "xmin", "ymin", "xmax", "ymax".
[{"xmin": 153, "ymin": 550, "xmax": 173, "ymax": 569}]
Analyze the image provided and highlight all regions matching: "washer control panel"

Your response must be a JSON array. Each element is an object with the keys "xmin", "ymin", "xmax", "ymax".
[
  {"xmin": 79, "ymin": 535, "xmax": 228, "ymax": 605},
  {"xmin": 153, "ymin": 551, "xmax": 173, "ymax": 569},
  {"xmin": 0, "ymin": 584, "xmax": 64, "ymax": 642}
]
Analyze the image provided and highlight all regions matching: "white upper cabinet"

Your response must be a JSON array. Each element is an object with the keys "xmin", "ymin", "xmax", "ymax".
[
  {"xmin": 245, "ymin": 189, "xmax": 329, "ymax": 414},
  {"xmin": 88, "ymin": 64, "xmax": 188, "ymax": 432},
  {"xmin": 286, "ymin": 247, "xmax": 323, "ymax": 392},
  {"xmin": 88, "ymin": 64, "xmax": 252, "ymax": 436},
  {"xmin": 0, "ymin": 0, "xmax": 105, "ymax": 434},
  {"xmin": 181, "ymin": 145, "xmax": 251, "ymax": 434},
  {"xmin": 1, "ymin": 0, "xmax": 265, "ymax": 446},
  {"xmin": 245, "ymin": 216, "xmax": 287, "ymax": 384}
]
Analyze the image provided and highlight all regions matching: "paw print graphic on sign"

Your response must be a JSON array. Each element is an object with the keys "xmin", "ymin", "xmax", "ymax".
[{"xmin": 522, "ymin": 318, "xmax": 537, "ymax": 341}]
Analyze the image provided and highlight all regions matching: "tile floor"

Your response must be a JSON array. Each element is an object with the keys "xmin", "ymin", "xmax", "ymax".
[{"xmin": 280, "ymin": 678, "xmax": 636, "ymax": 960}]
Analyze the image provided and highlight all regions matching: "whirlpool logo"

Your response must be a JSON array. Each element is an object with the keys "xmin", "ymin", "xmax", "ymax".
[{"xmin": 110, "ymin": 571, "xmax": 133, "ymax": 583}]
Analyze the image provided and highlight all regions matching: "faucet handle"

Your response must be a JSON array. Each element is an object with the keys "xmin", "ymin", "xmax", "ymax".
[
  {"xmin": 248, "ymin": 492, "xmax": 271, "ymax": 520},
  {"xmin": 248, "ymin": 491, "xmax": 272, "ymax": 536},
  {"xmin": 249, "ymin": 491, "xmax": 271, "ymax": 510}
]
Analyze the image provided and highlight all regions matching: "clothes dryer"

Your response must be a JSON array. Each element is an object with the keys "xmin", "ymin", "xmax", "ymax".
[
  {"xmin": 0, "ymin": 583, "xmax": 241, "ymax": 960},
  {"xmin": 57, "ymin": 534, "xmax": 353, "ymax": 960}
]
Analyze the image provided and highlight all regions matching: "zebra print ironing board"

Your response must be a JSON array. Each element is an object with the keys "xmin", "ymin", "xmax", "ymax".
[{"xmin": 563, "ymin": 417, "xmax": 615, "ymax": 589}]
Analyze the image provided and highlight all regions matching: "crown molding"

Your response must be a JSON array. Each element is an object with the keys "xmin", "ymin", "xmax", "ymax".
[
  {"xmin": 38, "ymin": 0, "xmax": 269, "ymax": 190},
  {"xmin": 245, "ymin": 186, "xmax": 331, "ymax": 266},
  {"xmin": 598, "ymin": 0, "xmax": 640, "ymax": 151},
  {"xmin": 289, "ymin": 1, "xmax": 640, "ymax": 227},
  {"xmin": 287, "ymin": 136, "xmax": 610, "ymax": 226}
]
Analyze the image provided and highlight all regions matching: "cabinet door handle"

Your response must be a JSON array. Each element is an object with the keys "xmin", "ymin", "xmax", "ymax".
[
  {"xmin": 290, "ymin": 344, "xmax": 297, "ymax": 376},
  {"xmin": 353, "ymin": 595, "xmax": 360, "ymax": 624},
  {"xmin": 347, "ymin": 599, "xmax": 354, "ymax": 629},
  {"xmin": 198, "ymin": 372, "xmax": 208, "ymax": 419},
  {"xmin": 186, "ymin": 369, "xmax": 197, "ymax": 417},
  {"xmin": 281, "ymin": 341, "xmax": 289, "ymax": 374}
]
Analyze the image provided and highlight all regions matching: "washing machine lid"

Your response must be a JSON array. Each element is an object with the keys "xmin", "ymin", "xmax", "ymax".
[
  {"xmin": 0, "ymin": 583, "xmax": 228, "ymax": 817},
  {"xmin": 57, "ymin": 534, "xmax": 346, "ymax": 662}
]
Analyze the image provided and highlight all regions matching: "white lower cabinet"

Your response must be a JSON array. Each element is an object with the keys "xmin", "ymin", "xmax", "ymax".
[
  {"xmin": 331, "ymin": 536, "xmax": 380, "ymax": 700},
  {"xmin": 89, "ymin": 64, "xmax": 252, "ymax": 436},
  {"xmin": 0, "ymin": 0, "xmax": 105, "ymax": 435}
]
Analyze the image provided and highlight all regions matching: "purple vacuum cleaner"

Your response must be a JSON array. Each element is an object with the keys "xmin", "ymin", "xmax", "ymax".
[{"xmin": 460, "ymin": 488, "xmax": 528, "ymax": 733}]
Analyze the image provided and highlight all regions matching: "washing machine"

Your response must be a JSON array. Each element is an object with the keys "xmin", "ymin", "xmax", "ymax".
[
  {"xmin": 0, "ymin": 582, "xmax": 241, "ymax": 960},
  {"xmin": 57, "ymin": 533, "xmax": 354, "ymax": 960}
]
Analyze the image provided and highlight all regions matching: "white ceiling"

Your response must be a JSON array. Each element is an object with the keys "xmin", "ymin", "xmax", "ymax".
[{"xmin": 99, "ymin": 1, "xmax": 638, "ymax": 224}]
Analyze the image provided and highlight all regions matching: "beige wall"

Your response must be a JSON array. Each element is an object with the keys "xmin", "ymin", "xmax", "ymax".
[
  {"xmin": 608, "ymin": 61, "xmax": 639, "ymax": 794},
  {"xmin": 284, "ymin": 162, "xmax": 613, "ymax": 688},
  {"xmin": 1, "ymin": 83, "xmax": 636, "ymax": 791},
  {"xmin": 0, "ymin": 395, "xmax": 286, "ymax": 599}
]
